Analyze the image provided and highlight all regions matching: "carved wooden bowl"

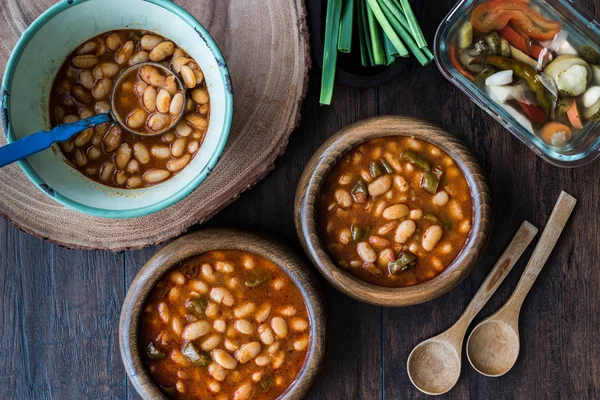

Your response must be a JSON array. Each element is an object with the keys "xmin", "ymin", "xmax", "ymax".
[
  {"xmin": 295, "ymin": 116, "xmax": 492, "ymax": 307},
  {"xmin": 119, "ymin": 229, "xmax": 326, "ymax": 399}
]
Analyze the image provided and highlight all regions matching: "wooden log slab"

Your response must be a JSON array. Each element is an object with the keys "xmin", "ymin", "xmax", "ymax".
[{"xmin": 0, "ymin": 0, "xmax": 310, "ymax": 251}]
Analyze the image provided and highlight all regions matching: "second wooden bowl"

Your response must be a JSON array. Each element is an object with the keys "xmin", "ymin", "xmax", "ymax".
[
  {"xmin": 119, "ymin": 229, "xmax": 326, "ymax": 399},
  {"xmin": 294, "ymin": 116, "xmax": 492, "ymax": 307}
]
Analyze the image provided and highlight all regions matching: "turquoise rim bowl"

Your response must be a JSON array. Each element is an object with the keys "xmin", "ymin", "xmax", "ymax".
[{"xmin": 1, "ymin": 0, "xmax": 233, "ymax": 218}]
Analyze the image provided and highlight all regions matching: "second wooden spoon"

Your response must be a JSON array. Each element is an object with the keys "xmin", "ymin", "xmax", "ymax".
[{"xmin": 407, "ymin": 221, "xmax": 538, "ymax": 395}]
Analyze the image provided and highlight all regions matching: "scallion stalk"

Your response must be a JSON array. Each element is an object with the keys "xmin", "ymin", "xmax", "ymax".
[
  {"xmin": 320, "ymin": 0, "xmax": 343, "ymax": 105},
  {"xmin": 367, "ymin": 0, "xmax": 409, "ymax": 60},
  {"xmin": 356, "ymin": 1, "xmax": 369, "ymax": 66},
  {"xmin": 366, "ymin": 0, "xmax": 386, "ymax": 65},
  {"xmin": 338, "ymin": 0, "xmax": 355, "ymax": 53},
  {"xmin": 359, "ymin": 0, "xmax": 375, "ymax": 66},
  {"xmin": 399, "ymin": 0, "xmax": 427, "ymax": 48},
  {"xmin": 384, "ymin": 35, "xmax": 398, "ymax": 65},
  {"xmin": 377, "ymin": 0, "xmax": 430, "ymax": 65}
]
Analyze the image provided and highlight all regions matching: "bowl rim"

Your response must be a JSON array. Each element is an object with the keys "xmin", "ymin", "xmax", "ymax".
[
  {"xmin": 294, "ymin": 115, "xmax": 492, "ymax": 307},
  {"xmin": 0, "ymin": 0, "xmax": 234, "ymax": 218},
  {"xmin": 119, "ymin": 228, "xmax": 327, "ymax": 400}
]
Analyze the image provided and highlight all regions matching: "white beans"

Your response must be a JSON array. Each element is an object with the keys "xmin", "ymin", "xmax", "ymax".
[
  {"xmin": 201, "ymin": 334, "xmax": 221, "ymax": 351},
  {"xmin": 151, "ymin": 145, "xmax": 171, "ymax": 159},
  {"xmin": 382, "ymin": 204, "xmax": 409, "ymax": 220},
  {"xmin": 169, "ymin": 93, "xmax": 184, "ymax": 116},
  {"xmin": 128, "ymin": 50, "xmax": 149, "ymax": 66},
  {"xmin": 235, "ymin": 341, "xmax": 261, "ymax": 363},
  {"xmin": 357, "ymin": 242, "xmax": 377, "ymax": 262},
  {"xmin": 115, "ymin": 143, "xmax": 132, "ymax": 170},
  {"xmin": 115, "ymin": 40, "xmax": 134, "ymax": 65},
  {"xmin": 422, "ymin": 225, "xmax": 443, "ymax": 251},
  {"xmin": 143, "ymin": 169, "xmax": 171, "ymax": 184},
  {"xmin": 234, "ymin": 319, "xmax": 254, "ymax": 335},
  {"xmin": 148, "ymin": 113, "xmax": 171, "ymax": 131},
  {"xmin": 133, "ymin": 143, "xmax": 150, "ymax": 164},
  {"xmin": 72, "ymin": 54, "xmax": 98, "ymax": 68},
  {"xmin": 105, "ymin": 33, "xmax": 121, "ymax": 51},
  {"xmin": 234, "ymin": 302, "xmax": 256, "ymax": 319},
  {"xmin": 149, "ymin": 41, "xmax": 175, "ymax": 62},
  {"xmin": 172, "ymin": 57, "xmax": 192, "ymax": 74},
  {"xmin": 171, "ymin": 137, "xmax": 187, "ymax": 157},
  {"xmin": 290, "ymin": 318, "xmax": 309, "ymax": 331},
  {"xmin": 180, "ymin": 65, "xmax": 196, "ymax": 88},
  {"xmin": 158, "ymin": 302, "xmax": 170, "ymax": 323},
  {"xmin": 93, "ymin": 62, "xmax": 119, "ymax": 79},
  {"xmin": 433, "ymin": 191, "xmax": 449, "ymax": 206},
  {"xmin": 188, "ymin": 140, "xmax": 199, "ymax": 154},
  {"xmin": 103, "ymin": 125, "xmax": 122, "ymax": 152},
  {"xmin": 127, "ymin": 109, "xmax": 147, "ymax": 129},
  {"xmin": 294, "ymin": 335, "xmax": 309, "ymax": 351},
  {"xmin": 143, "ymin": 86, "xmax": 157, "ymax": 112},
  {"xmin": 71, "ymin": 85, "xmax": 93, "ymax": 104},
  {"xmin": 209, "ymin": 362, "xmax": 227, "ymax": 381},
  {"xmin": 140, "ymin": 34, "xmax": 163, "ymax": 51},
  {"xmin": 233, "ymin": 382, "xmax": 252, "ymax": 400},
  {"xmin": 335, "ymin": 189, "xmax": 352, "ymax": 208},
  {"xmin": 210, "ymin": 287, "xmax": 235, "ymax": 307},
  {"xmin": 255, "ymin": 303, "xmax": 272, "ymax": 323},
  {"xmin": 78, "ymin": 70, "xmax": 94, "ymax": 89},
  {"xmin": 156, "ymin": 89, "xmax": 171, "ymax": 113},
  {"xmin": 185, "ymin": 114, "xmax": 208, "ymax": 131},
  {"xmin": 271, "ymin": 317, "xmax": 288, "ymax": 339},
  {"xmin": 191, "ymin": 88, "xmax": 209, "ymax": 104},
  {"xmin": 181, "ymin": 320, "xmax": 210, "ymax": 340},
  {"xmin": 258, "ymin": 324, "xmax": 275, "ymax": 345},
  {"xmin": 176, "ymin": 121, "xmax": 192, "ymax": 137},
  {"xmin": 212, "ymin": 349, "xmax": 238, "ymax": 370},
  {"xmin": 368, "ymin": 175, "xmax": 392, "ymax": 197},
  {"xmin": 395, "ymin": 220, "xmax": 416, "ymax": 243},
  {"xmin": 140, "ymin": 65, "xmax": 166, "ymax": 87}
]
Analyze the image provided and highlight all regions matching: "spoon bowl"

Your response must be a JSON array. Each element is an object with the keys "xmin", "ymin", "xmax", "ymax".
[
  {"xmin": 407, "ymin": 338, "xmax": 462, "ymax": 395},
  {"xmin": 466, "ymin": 320, "xmax": 520, "ymax": 377}
]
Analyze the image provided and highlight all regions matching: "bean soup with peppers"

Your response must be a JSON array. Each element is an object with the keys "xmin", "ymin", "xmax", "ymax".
[
  {"xmin": 140, "ymin": 250, "xmax": 310, "ymax": 399},
  {"xmin": 49, "ymin": 29, "xmax": 210, "ymax": 189},
  {"xmin": 318, "ymin": 137, "xmax": 473, "ymax": 287}
]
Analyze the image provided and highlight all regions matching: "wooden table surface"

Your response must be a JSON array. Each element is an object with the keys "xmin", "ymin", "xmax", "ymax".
[{"xmin": 1, "ymin": 0, "xmax": 599, "ymax": 399}]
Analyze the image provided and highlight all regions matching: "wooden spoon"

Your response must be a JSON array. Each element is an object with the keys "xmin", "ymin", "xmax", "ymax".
[
  {"xmin": 406, "ymin": 221, "xmax": 538, "ymax": 395},
  {"xmin": 466, "ymin": 191, "xmax": 576, "ymax": 377}
]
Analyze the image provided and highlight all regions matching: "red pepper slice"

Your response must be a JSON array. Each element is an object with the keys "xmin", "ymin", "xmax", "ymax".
[
  {"xmin": 518, "ymin": 102, "xmax": 546, "ymax": 125},
  {"xmin": 448, "ymin": 43, "xmax": 474, "ymax": 81},
  {"xmin": 499, "ymin": 26, "xmax": 543, "ymax": 59},
  {"xmin": 471, "ymin": 0, "xmax": 562, "ymax": 41}
]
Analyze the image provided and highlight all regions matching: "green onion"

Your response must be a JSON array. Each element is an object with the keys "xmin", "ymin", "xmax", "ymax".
[
  {"xmin": 320, "ymin": 0, "xmax": 343, "ymax": 105},
  {"xmin": 398, "ymin": 0, "xmax": 427, "ymax": 48},
  {"xmin": 379, "ymin": 158, "xmax": 394, "ymax": 173},
  {"xmin": 369, "ymin": 161, "xmax": 383, "ymax": 178},
  {"xmin": 356, "ymin": 0, "xmax": 370, "ymax": 66},
  {"xmin": 388, "ymin": 251, "xmax": 417, "ymax": 274},
  {"xmin": 366, "ymin": 0, "xmax": 386, "ymax": 65},
  {"xmin": 351, "ymin": 179, "xmax": 368, "ymax": 203},
  {"xmin": 384, "ymin": 35, "xmax": 398, "ymax": 65},
  {"xmin": 338, "ymin": 0, "xmax": 355, "ymax": 53},
  {"xmin": 378, "ymin": 0, "xmax": 431, "ymax": 65},
  {"xmin": 367, "ymin": 0, "xmax": 408, "ymax": 59},
  {"xmin": 359, "ymin": 0, "xmax": 375, "ymax": 66}
]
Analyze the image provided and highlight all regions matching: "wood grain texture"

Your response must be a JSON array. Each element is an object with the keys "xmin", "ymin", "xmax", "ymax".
[
  {"xmin": 407, "ymin": 221, "xmax": 538, "ymax": 395},
  {"xmin": 119, "ymin": 229, "xmax": 326, "ymax": 400},
  {"xmin": 0, "ymin": 0, "xmax": 310, "ymax": 251},
  {"xmin": 0, "ymin": 0, "xmax": 599, "ymax": 399},
  {"xmin": 295, "ymin": 116, "xmax": 492, "ymax": 306},
  {"xmin": 466, "ymin": 192, "xmax": 576, "ymax": 377}
]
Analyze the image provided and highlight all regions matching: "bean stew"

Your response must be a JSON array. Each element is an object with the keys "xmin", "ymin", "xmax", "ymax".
[
  {"xmin": 49, "ymin": 30, "xmax": 210, "ymax": 188},
  {"xmin": 140, "ymin": 250, "xmax": 310, "ymax": 399},
  {"xmin": 318, "ymin": 136, "xmax": 473, "ymax": 288}
]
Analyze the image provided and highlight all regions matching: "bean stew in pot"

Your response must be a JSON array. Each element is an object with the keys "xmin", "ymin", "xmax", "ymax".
[
  {"xmin": 49, "ymin": 29, "xmax": 210, "ymax": 188},
  {"xmin": 140, "ymin": 250, "xmax": 310, "ymax": 399},
  {"xmin": 317, "ymin": 136, "xmax": 473, "ymax": 288}
]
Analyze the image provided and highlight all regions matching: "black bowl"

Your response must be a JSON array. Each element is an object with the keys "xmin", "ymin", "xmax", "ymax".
[{"xmin": 307, "ymin": 0, "xmax": 422, "ymax": 88}]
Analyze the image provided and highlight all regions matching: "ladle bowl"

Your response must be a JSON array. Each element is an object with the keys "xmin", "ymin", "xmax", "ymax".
[{"xmin": 466, "ymin": 320, "xmax": 520, "ymax": 377}]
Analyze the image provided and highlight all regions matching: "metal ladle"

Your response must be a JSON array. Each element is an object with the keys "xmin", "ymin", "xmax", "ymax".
[{"xmin": 0, "ymin": 62, "xmax": 186, "ymax": 168}]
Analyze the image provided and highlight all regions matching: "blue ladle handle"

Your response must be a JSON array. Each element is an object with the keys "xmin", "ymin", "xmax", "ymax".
[{"xmin": 0, "ymin": 113, "xmax": 112, "ymax": 168}]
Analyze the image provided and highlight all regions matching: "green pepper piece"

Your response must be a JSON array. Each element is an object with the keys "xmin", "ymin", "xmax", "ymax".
[
  {"xmin": 388, "ymin": 251, "xmax": 417, "ymax": 274},
  {"xmin": 475, "ymin": 67, "xmax": 496, "ymax": 85},
  {"xmin": 379, "ymin": 158, "xmax": 394, "ymax": 174},
  {"xmin": 260, "ymin": 377, "xmax": 274, "ymax": 392},
  {"xmin": 369, "ymin": 161, "xmax": 383, "ymax": 178},
  {"xmin": 351, "ymin": 225, "xmax": 364, "ymax": 242},
  {"xmin": 420, "ymin": 171, "xmax": 440, "ymax": 194},
  {"xmin": 186, "ymin": 298, "xmax": 208, "ymax": 316},
  {"xmin": 423, "ymin": 214, "xmax": 440, "ymax": 223},
  {"xmin": 147, "ymin": 343, "xmax": 166, "ymax": 360},
  {"xmin": 579, "ymin": 45, "xmax": 600, "ymax": 64},
  {"xmin": 473, "ymin": 55, "xmax": 552, "ymax": 117},
  {"xmin": 245, "ymin": 275, "xmax": 269, "ymax": 288},
  {"xmin": 401, "ymin": 150, "xmax": 431, "ymax": 171},
  {"xmin": 182, "ymin": 342, "xmax": 212, "ymax": 367},
  {"xmin": 351, "ymin": 179, "xmax": 368, "ymax": 203}
]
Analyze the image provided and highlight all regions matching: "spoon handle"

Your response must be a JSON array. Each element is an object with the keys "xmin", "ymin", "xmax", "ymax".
[
  {"xmin": 503, "ymin": 191, "xmax": 576, "ymax": 311},
  {"xmin": 0, "ymin": 113, "xmax": 111, "ymax": 168},
  {"xmin": 452, "ymin": 221, "xmax": 539, "ymax": 333}
]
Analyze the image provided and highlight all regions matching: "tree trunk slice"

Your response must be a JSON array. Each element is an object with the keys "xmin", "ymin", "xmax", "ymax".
[{"xmin": 0, "ymin": 0, "xmax": 310, "ymax": 251}]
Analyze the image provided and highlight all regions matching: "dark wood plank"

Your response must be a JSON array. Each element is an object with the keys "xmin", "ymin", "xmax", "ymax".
[
  {"xmin": 0, "ymin": 218, "xmax": 126, "ymax": 399},
  {"xmin": 379, "ymin": 1, "xmax": 600, "ymax": 399}
]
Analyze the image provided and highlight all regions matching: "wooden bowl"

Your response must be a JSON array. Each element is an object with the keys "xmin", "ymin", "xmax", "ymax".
[
  {"xmin": 119, "ymin": 229, "xmax": 327, "ymax": 399},
  {"xmin": 294, "ymin": 116, "xmax": 492, "ymax": 307}
]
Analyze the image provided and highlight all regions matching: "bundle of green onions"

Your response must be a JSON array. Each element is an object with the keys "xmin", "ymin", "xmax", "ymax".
[{"xmin": 320, "ymin": 0, "xmax": 434, "ymax": 105}]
